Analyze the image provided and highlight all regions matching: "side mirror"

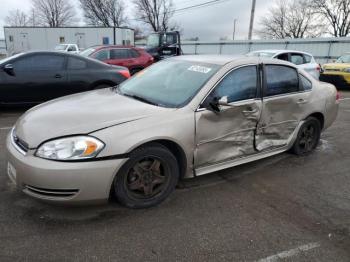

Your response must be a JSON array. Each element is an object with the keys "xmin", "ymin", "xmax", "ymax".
[
  {"xmin": 218, "ymin": 96, "xmax": 231, "ymax": 106},
  {"xmin": 3, "ymin": 64, "xmax": 15, "ymax": 76},
  {"xmin": 203, "ymin": 96, "xmax": 231, "ymax": 112}
]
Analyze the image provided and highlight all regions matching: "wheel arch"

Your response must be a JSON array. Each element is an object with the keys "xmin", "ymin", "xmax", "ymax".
[
  {"xmin": 307, "ymin": 112, "xmax": 324, "ymax": 130},
  {"xmin": 131, "ymin": 139, "xmax": 188, "ymax": 180},
  {"xmin": 90, "ymin": 80, "xmax": 116, "ymax": 90}
]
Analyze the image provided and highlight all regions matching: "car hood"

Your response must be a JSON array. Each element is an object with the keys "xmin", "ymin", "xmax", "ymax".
[
  {"xmin": 323, "ymin": 63, "xmax": 350, "ymax": 71},
  {"xmin": 15, "ymin": 89, "xmax": 173, "ymax": 148}
]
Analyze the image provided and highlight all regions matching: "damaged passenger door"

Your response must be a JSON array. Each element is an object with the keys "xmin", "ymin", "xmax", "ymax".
[
  {"xmin": 256, "ymin": 64, "xmax": 312, "ymax": 151},
  {"xmin": 195, "ymin": 65, "xmax": 262, "ymax": 168}
]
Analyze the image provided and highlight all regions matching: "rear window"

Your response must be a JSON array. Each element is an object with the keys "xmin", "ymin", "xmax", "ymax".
[
  {"xmin": 68, "ymin": 57, "xmax": 87, "ymax": 70},
  {"xmin": 304, "ymin": 54, "xmax": 312, "ymax": 63},
  {"xmin": 300, "ymin": 74, "xmax": 312, "ymax": 91},
  {"xmin": 265, "ymin": 65, "xmax": 299, "ymax": 96}
]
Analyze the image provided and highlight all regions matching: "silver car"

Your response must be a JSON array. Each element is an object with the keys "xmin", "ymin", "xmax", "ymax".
[
  {"xmin": 247, "ymin": 50, "xmax": 321, "ymax": 80},
  {"xmin": 6, "ymin": 55, "xmax": 339, "ymax": 208}
]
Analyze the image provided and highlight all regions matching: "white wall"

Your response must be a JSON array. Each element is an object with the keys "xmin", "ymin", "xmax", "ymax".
[
  {"xmin": 4, "ymin": 27, "xmax": 135, "ymax": 56},
  {"xmin": 137, "ymin": 37, "xmax": 350, "ymax": 64}
]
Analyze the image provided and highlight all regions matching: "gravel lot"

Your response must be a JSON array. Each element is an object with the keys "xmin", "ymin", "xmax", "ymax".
[{"xmin": 0, "ymin": 91, "xmax": 349, "ymax": 262}]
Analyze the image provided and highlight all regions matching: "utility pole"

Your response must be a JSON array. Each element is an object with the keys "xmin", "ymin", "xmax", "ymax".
[
  {"xmin": 233, "ymin": 19, "xmax": 237, "ymax": 40},
  {"xmin": 248, "ymin": 0, "xmax": 256, "ymax": 40}
]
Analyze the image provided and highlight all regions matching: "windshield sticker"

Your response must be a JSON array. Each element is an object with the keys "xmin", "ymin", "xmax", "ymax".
[{"xmin": 188, "ymin": 65, "xmax": 212, "ymax": 74}]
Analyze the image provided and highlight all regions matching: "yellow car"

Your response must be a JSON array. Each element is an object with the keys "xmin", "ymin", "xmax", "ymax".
[{"xmin": 320, "ymin": 53, "xmax": 350, "ymax": 89}]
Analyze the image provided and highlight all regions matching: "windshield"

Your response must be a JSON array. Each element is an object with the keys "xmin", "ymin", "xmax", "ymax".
[
  {"xmin": 147, "ymin": 34, "xmax": 160, "ymax": 47},
  {"xmin": 118, "ymin": 60, "xmax": 221, "ymax": 108},
  {"xmin": 247, "ymin": 51, "xmax": 276, "ymax": 58},
  {"xmin": 336, "ymin": 54, "xmax": 350, "ymax": 63},
  {"xmin": 80, "ymin": 47, "xmax": 96, "ymax": 57},
  {"xmin": 55, "ymin": 44, "xmax": 68, "ymax": 51}
]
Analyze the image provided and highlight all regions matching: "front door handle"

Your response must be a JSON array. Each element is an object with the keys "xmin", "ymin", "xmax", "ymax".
[
  {"xmin": 54, "ymin": 74, "xmax": 62, "ymax": 78},
  {"xmin": 242, "ymin": 109, "xmax": 258, "ymax": 114}
]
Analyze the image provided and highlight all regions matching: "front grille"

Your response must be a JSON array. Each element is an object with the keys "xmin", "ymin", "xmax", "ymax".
[
  {"xmin": 325, "ymin": 68, "xmax": 341, "ymax": 72},
  {"xmin": 24, "ymin": 185, "xmax": 79, "ymax": 198}
]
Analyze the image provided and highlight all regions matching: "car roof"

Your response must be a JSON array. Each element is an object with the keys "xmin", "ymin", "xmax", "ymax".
[
  {"xmin": 251, "ymin": 49, "xmax": 313, "ymax": 56},
  {"xmin": 171, "ymin": 55, "xmax": 297, "ymax": 67},
  {"xmin": 90, "ymin": 45, "xmax": 135, "ymax": 50}
]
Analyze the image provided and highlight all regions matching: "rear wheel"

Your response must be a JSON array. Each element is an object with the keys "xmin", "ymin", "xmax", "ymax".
[
  {"xmin": 291, "ymin": 117, "xmax": 321, "ymax": 155},
  {"xmin": 113, "ymin": 143, "xmax": 179, "ymax": 208}
]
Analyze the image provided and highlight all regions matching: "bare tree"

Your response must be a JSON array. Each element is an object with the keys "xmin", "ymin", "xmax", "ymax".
[
  {"xmin": 31, "ymin": 0, "xmax": 77, "ymax": 27},
  {"xmin": 258, "ymin": 0, "xmax": 323, "ymax": 39},
  {"xmin": 310, "ymin": 0, "xmax": 350, "ymax": 37},
  {"xmin": 79, "ymin": 0, "xmax": 127, "ymax": 27},
  {"xmin": 5, "ymin": 9, "xmax": 29, "ymax": 26},
  {"xmin": 133, "ymin": 0, "xmax": 176, "ymax": 32}
]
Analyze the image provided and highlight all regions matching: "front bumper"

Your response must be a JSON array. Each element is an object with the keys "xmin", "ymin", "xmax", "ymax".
[
  {"xmin": 6, "ymin": 133, "xmax": 127, "ymax": 204},
  {"xmin": 320, "ymin": 73, "xmax": 350, "ymax": 89}
]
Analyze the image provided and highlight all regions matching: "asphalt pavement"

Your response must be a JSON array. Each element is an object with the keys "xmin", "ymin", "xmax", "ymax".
[{"xmin": 0, "ymin": 92, "xmax": 349, "ymax": 262}]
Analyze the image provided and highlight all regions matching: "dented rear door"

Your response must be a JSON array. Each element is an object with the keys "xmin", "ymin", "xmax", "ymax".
[
  {"xmin": 194, "ymin": 65, "xmax": 262, "ymax": 168},
  {"xmin": 256, "ymin": 64, "xmax": 311, "ymax": 151}
]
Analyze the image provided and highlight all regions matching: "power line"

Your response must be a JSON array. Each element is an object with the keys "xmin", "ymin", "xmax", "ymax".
[{"xmin": 173, "ymin": 0, "xmax": 231, "ymax": 15}]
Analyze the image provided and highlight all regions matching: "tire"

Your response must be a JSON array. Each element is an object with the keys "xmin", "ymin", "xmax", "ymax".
[
  {"xmin": 113, "ymin": 143, "xmax": 179, "ymax": 208},
  {"xmin": 291, "ymin": 117, "xmax": 321, "ymax": 155},
  {"xmin": 93, "ymin": 84, "xmax": 111, "ymax": 90}
]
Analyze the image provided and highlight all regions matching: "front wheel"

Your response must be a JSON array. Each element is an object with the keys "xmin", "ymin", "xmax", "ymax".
[
  {"xmin": 113, "ymin": 143, "xmax": 179, "ymax": 208},
  {"xmin": 291, "ymin": 117, "xmax": 321, "ymax": 155}
]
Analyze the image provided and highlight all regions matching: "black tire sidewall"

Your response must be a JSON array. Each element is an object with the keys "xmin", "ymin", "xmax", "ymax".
[
  {"xmin": 292, "ymin": 117, "xmax": 321, "ymax": 155},
  {"xmin": 114, "ymin": 144, "xmax": 179, "ymax": 208}
]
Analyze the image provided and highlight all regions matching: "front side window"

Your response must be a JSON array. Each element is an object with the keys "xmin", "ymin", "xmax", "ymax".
[
  {"xmin": 13, "ymin": 55, "xmax": 65, "ymax": 71},
  {"xmin": 94, "ymin": 49, "xmax": 110, "ymax": 61},
  {"xmin": 210, "ymin": 66, "xmax": 258, "ymax": 103},
  {"xmin": 290, "ymin": 53, "xmax": 304, "ymax": 65},
  {"xmin": 265, "ymin": 65, "xmax": 299, "ymax": 96},
  {"xmin": 119, "ymin": 60, "xmax": 220, "ymax": 108}
]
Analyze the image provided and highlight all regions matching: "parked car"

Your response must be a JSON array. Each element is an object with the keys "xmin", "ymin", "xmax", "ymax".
[
  {"xmin": 0, "ymin": 51, "xmax": 130, "ymax": 105},
  {"xmin": 6, "ymin": 56, "xmax": 339, "ymax": 208},
  {"xmin": 247, "ymin": 50, "xmax": 321, "ymax": 79},
  {"xmin": 80, "ymin": 45, "xmax": 154, "ymax": 75},
  {"xmin": 54, "ymin": 44, "xmax": 80, "ymax": 54},
  {"xmin": 320, "ymin": 53, "xmax": 350, "ymax": 89}
]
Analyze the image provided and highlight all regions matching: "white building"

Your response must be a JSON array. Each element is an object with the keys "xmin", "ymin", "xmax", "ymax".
[
  {"xmin": 0, "ymin": 39, "xmax": 6, "ymax": 58},
  {"xmin": 3, "ymin": 26, "xmax": 135, "ymax": 56}
]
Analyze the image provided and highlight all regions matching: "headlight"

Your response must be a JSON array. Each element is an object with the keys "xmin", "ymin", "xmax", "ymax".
[
  {"xmin": 343, "ymin": 68, "xmax": 350, "ymax": 73},
  {"xmin": 35, "ymin": 136, "xmax": 105, "ymax": 161}
]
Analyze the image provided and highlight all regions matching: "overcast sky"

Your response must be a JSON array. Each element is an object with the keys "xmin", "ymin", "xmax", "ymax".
[{"xmin": 0, "ymin": 0, "xmax": 272, "ymax": 40}]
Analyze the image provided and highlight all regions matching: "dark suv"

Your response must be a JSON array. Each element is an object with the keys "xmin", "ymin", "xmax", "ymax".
[{"xmin": 80, "ymin": 46, "xmax": 154, "ymax": 75}]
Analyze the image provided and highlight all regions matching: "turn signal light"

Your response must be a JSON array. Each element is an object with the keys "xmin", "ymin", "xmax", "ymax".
[{"xmin": 119, "ymin": 70, "xmax": 131, "ymax": 79}]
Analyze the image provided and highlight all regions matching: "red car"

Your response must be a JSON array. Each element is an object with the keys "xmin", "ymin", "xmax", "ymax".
[{"xmin": 80, "ymin": 46, "xmax": 154, "ymax": 75}]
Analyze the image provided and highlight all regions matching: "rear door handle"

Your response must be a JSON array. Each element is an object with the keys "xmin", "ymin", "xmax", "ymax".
[
  {"xmin": 54, "ymin": 74, "xmax": 62, "ymax": 78},
  {"xmin": 297, "ymin": 98, "xmax": 308, "ymax": 104}
]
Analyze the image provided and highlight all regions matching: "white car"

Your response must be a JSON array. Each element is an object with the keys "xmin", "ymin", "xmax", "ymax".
[
  {"xmin": 54, "ymin": 44, "xmax": 80, "ymax": 54},
  {"xmin": 247, "ymin": 50, "xmax": 321, "ymax": 79}
]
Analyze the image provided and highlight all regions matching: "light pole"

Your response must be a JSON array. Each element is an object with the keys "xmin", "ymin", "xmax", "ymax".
[
  {"xmin": 248, "ymin": 0, "xmax": 256, "ymax": 40},
  {"xmin": 233, "ymin": 19, "xmax": 237, "ymax": 41}
]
